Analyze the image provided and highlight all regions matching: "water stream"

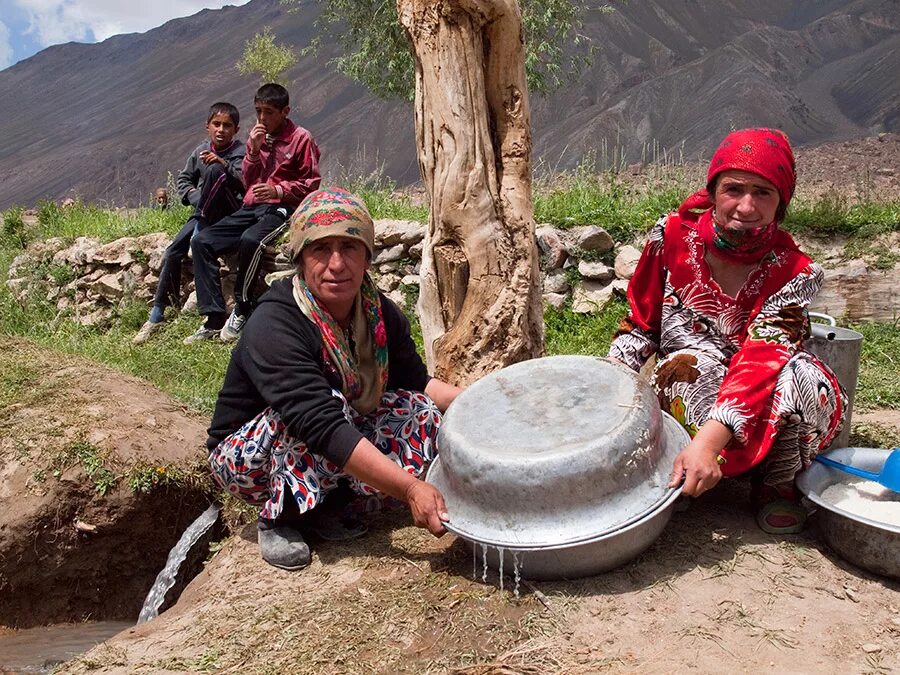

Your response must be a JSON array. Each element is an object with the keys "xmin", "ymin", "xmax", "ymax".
[
  {"xmin": 137, "ymin": 503, "xmax": 220, "ymax": 624},
  {"xmin": 0, "ymin": 621, "xmax": 132, "ymax": 674}
]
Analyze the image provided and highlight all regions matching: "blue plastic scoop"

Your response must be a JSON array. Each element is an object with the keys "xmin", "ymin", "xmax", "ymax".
[{"xmin": 814, "ymin": 448, "xmax": 900, "ymax": 494}]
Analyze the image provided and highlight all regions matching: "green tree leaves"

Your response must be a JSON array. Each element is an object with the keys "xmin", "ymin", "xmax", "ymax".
[{"xmin": 237, "ymin": 26, "xmax": 298, "ymax": 85}]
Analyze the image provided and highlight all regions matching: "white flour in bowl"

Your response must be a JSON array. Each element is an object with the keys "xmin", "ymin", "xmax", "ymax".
[{"xmin": 820, "ymin": 479, "xmax": 900, "ymax": 527}]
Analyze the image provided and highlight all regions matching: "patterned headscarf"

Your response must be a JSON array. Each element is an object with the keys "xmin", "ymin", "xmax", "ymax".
[
  {"xmin": 288, "ymin": 188, "xmax": 388, "ymax": 414},
  {"xmin": 678, "ymin": 128, "xmax": 797, "ymax": 263},
  {"xmin": 288, "ymin": 187, "xmax": 375, "ymax": 260}
]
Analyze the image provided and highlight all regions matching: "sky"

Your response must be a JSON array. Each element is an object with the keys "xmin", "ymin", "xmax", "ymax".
[{"xmin": 0, "ymin": 0, "xmax": 252, "ymax": 70}]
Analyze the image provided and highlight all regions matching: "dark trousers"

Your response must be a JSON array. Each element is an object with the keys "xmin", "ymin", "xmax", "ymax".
[
  {"xmin": 190, "ymin": 203, "xmax": 291, "ymax": 318},
  {"xmin": 152, "ymin": 163, "xmax": 242, "ymax": 311}
]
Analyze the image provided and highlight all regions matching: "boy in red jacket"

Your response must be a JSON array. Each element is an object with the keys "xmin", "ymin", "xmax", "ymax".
[{"xmin": 187, "ymin": 83, "xmax": 321, "ymax": 344}]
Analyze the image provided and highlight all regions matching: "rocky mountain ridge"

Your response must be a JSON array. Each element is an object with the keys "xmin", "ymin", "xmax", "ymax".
[{"xmin": 0, "ymin": 0, "xmax": 897, "ymax": 209}]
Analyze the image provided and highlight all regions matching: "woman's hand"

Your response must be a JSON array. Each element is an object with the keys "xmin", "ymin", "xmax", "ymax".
[
  {"xmin": 342, "ymin": 437, "xmax": 448, "ymax": 537},
  {"xmin": 404, "ymin": 480, "xmax": 449, "ymax": 537},
  {"xmin": 668, "ymin": 419, "xmax": 732, "ymax": 497}
]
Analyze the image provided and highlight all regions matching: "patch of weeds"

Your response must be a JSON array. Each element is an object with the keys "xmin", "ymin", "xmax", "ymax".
[
  {"xmin": 400, "ymin": 282, "xmax": 419, "ymax": 310},
  {"xmin": 854, "ymin": 319, "xmax": 900, "ymax": 410},
  {"xmin": 0, "ymin": 356, "xmax": 39, "ymax": 410},
  {"xmin": 1, "ymin": 206, "xmax": 29, "ymax": 248},
  {"xmin": 129, "ymin": 247, "xmax": 149, "ymax": 265},
  {"xmin": 841, "ymin": 237, "xmax": 900, "ymax": 270},
  {"xmin": 53, "ymin": 437, "xmax": 119, "ymax": 495},
  {"xmin": 849, "ymin": 422, "xmax": 900, "ymax": 449},
  {"xmin": 126, "ymin": 461, "xmax": 207, "ymax": 494},
  {"xmin": 46, "ymin": 262, "xmax": 77, "ymax": 287}
]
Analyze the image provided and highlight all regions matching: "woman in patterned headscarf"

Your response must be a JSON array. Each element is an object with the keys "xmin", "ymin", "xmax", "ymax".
[
  {"xmin": 207, "ymin": 187, "xmax": 461, "ymax": 570},
  {"xmin": 609, "ymin": 128, "xmax": 846, "ymax": 534}
]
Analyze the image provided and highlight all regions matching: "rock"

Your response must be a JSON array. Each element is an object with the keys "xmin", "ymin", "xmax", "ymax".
[
  {"xmin": 571, "ymin": 280, "xmax": 615, "ymax": 314},
  {"xmin": 572, "ymin": 225, "xmax": 614, "ymax": 253},
  {"xmin": 386, "ymin": 288, "xmax": 407, "ymax": 310},
  {"xmin": 373, "ymin": 244, "xmax": 405, "ymax": 265},
  {"xmin": 6, "ymin": 277, "xmax": 28, "ymax": 300},
  {"xmin": 543, "ymin": 292, "xmax": 568, "ymax": 311},
  {"xmin": 614, "ymin": 245, "xmax": 642, "ymax": 280},
  {"xmin": 408, "ymin": 242, "xmax": 424, "ymax": 260},
  {"xmin": 94, "ymin": 274, "xmax": 124, "ymax": 299},
  {"xmin": 811, "ymin": 260, "xmax": 900, "ymax": 322},
  {"xmin": 182, "ymin": 291, "xmax": 198, "ymax": 314},
  {"xmin": 577, "ymin": 261, "xmax": 614, "ymax": 282},
  {"xmin": 874, "ymin": 168, "xmax": 894, "ymax": 177},
  {"xmin": 75, "ymin": 307, "xmax": 114, "ymax": 326},
  {"xmin": 93, "ymin": 238, "xmax": 138, "ymax": 266},
  {"xmin": 400, "ymin": 274, "xmax": 420, "ymax": 287},
  {"xmin": 375, "ymin": 219, "xmax": 424, "ymax": 247},
  {"xmin": 861, "ymin": 644, "xmax": 882, "ymax": 654},
  {"xmin": 378, "ymin": 262, "xmax": 400, "ymax": 274},
  {"xmin": 610, "ymin": 278, "xmax": 630, "ymax": 296},
  {"xmin": 52, "ymin": 236, "xmax": 100, "ymax": 267},
  {"xmin": 543, "ymin": 270, "xmax": 569, "ymax": 294},
  {"xmin": 536, "ymin": 225, "xmax": 568, "ymax": 270},
  {"xmin": 376, "ymin": 273, "xmax": 401, "ymax": 293}
]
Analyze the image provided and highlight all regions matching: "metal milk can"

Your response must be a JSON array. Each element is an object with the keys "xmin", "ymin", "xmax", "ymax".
[{"xmin": 804, "ymin": 312, "xmax": 863, "ymax": 450}]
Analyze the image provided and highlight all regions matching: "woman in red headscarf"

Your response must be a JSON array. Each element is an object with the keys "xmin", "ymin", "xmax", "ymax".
[{"xmin": 609, "ymin": 128, "xmax": 846, "ymax": 534}]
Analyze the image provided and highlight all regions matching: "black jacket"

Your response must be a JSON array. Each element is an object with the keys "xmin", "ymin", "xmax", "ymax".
[
  {"xmin": 175, "ymin": 139, "xmax": 245, "ymax": 207},
  {"xmin": 207, "ymin": 279, "xmax": 430, "ymax": 467}
]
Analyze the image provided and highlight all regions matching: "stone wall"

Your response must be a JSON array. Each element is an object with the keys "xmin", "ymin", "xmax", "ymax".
[{"xmin": 5, "ymin": 221, "xmax": 898, "ymax": 325}]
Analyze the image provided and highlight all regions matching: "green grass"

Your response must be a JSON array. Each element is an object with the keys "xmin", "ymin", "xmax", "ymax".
[
  {"xmin": 1, "ymin": 174, "xmax": 898, "ymax": 420},
  {"xmin": 854, "ymin": 319, "xmax": 900, "ymax": 410},
  {"xmin": 543, "ymin": 299, "xmax": 628, "ymax": 356}
]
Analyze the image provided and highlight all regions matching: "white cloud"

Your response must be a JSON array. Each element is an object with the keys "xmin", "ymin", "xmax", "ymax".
[
  {"xmin": 15, "ymin": 1, "xmax": 250, "ymax": 50},
  {"xmin": 0, "ymin": 20, "xmax": 12, "ymax": 69}
]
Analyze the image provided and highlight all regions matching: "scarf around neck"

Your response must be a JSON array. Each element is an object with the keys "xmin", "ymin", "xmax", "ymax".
[{"xmin": 291, "ymin": 273, "xmax": 388, "ymax": 414}]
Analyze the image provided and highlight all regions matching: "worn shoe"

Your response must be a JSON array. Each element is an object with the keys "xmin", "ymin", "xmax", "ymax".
[
  {"xmin": 219, "ymin": 310, "xmax": 247, "ymax": 342},
  {"xmin": 258, "ymin": 523, "xmax": 311, "ymax": 570},
  {"xmin": 306, "ymin": 510, "xmax": 368, "ymax": 542},
  {"xmin": 132, "ymin": 320, "xmax": 163, "ymax": 345},
  {"xmin": 183, "ymin": 325, "xmax": 221, "ymax": 345}
]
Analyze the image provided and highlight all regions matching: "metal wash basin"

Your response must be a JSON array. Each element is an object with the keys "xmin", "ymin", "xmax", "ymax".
[
  {"xmin": 427, "ymin": 355, "xmax": 690, "ymax": 579},
  {"xmin": 797, "ymin": 447, "xmax": 899, "ymax": 580}
]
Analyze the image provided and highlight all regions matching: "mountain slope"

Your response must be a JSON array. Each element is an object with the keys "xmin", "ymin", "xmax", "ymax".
[{"xmin": 0, "ymin": 0, "xmax": 897, "ymax": 208}]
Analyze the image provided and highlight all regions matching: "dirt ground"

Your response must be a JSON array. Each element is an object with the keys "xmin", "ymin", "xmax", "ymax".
[
  {"xmin": 0, "ymin": 338, "xmax": 211, "ymax": 627},
  {"xmin": 59, "ymin": 476, "xmax": 899, "ymax": 674}
]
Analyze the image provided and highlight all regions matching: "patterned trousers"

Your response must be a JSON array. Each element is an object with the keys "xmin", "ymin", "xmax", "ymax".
[
  {"xmin": 653, "ymin": 350, "xmax": 846, "ymax": 486},
  {"xmin": 209, "ymin": 389, "xmax": 442, "ymax": 520}
]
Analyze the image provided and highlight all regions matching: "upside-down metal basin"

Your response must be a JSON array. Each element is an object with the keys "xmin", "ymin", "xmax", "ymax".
[
  {"xmin": 796, "ymin": 447, "xmax": 899, "ymax": 580},
  {"xmin": 427, "ymin": 355, "xmax": 690, "ymax": 579}
]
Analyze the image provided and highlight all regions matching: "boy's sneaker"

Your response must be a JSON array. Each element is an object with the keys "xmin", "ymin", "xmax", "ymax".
[
  {"xmin": 132, "ymin": 320, "xmax": 163, "ymax": 345},
  {"xmin": 183, "ymin": 325, "xmax": 221, "ymax": 345},
  {"xmin": 220, "ymin": 310, "xmax": 247, "ymax": 342}
]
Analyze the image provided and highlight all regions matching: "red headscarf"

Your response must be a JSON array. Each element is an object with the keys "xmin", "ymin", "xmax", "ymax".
[{"xmin": 678, "ymin": 128, "xmax": 797, "ymax": 263}]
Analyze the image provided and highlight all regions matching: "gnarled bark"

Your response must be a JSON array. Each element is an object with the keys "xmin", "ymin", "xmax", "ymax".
[{"xmin": 398, "ymin": 0, "xmax": 543, "ymax": 386}]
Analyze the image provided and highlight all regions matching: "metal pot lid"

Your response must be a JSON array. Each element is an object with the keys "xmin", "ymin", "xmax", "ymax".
[{"xmin": 427, "ymin": 355, "xmax": 690, "ymax": 548}]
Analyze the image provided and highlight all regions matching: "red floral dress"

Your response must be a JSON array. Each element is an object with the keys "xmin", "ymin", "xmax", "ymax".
[{"xmin": 610, "ymin": 213, "xmax": 845, "ymax": 483}]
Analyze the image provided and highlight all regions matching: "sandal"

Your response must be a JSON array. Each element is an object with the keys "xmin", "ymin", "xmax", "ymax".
[{"xmin": 756, "ymin": 498, "xmax": 807, "ymax": 534}]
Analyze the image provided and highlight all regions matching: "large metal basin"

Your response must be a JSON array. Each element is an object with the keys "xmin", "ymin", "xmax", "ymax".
[
  {"xmin": 796, "ymin": 447, "xmax": 899, "ymax": 580},
  {"xmin": 427, "ymin": 355, "xmax": 690, "ymax": 579}
]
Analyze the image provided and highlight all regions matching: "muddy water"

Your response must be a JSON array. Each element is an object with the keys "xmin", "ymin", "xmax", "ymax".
[{"xmin": 0, "ymin": 621, "xmax": 131, "ymax": 673}]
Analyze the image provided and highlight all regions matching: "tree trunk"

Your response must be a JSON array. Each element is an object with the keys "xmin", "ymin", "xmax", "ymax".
[{"xmin": 398, "ymin": 0, "xmax": 543, "ymax": 387}]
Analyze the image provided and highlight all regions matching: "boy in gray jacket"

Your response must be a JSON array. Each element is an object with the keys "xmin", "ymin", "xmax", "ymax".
[{"xmin": 133, "ymin": 102, "xmax": 245, "ymax": 344}]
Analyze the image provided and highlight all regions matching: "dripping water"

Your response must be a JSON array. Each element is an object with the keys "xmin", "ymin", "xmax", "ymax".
[
  {"xmin": 472, "ymin": 543, "xmax": 477, "ymax": 581},
  {"xmin": 498, "ymin": 547, "xmax": 505, "ymax": 593},
  {"xmin": 481, "ymin": 543, "xmax": 488, "ymax": 583},
  {"xmin": 512, "ymin": 551, "xmax": 522, "ymax": 598}
]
